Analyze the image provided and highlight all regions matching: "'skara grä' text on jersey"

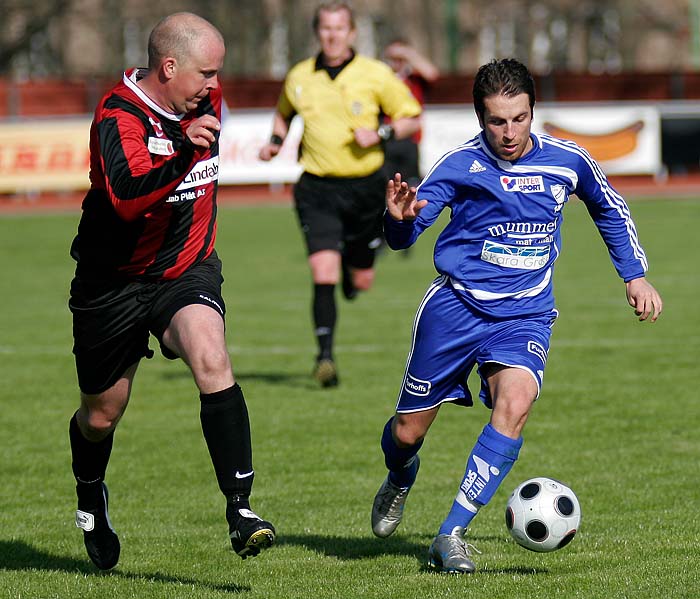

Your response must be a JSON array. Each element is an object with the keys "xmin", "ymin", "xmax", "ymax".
[{"xmin": 71, "ymin": 68, "xmax": 222, "ymax": 281}]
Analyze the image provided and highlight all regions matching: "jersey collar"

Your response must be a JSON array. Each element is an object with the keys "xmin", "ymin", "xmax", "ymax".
[
  {"xmin": 123, "ymin": 68, "xmax": 184, "ymax": 121},
  {"xmin": 314, "ymin": 49, "xmax": 356, "ymax": 80}
]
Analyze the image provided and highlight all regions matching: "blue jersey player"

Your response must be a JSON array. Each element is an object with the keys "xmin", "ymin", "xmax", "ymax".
[{"xmin": 370, "ymin": 58, "xmax": 663, "ymax": 574}]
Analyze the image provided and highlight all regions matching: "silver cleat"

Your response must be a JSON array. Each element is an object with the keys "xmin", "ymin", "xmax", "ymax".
[
  {"xmin": 427, "ymin": 526, "xmax": 479, "ymax": 574},
  {"xmin": 371, "ymin": 456, "xmax": 419, "ymax": 538}
]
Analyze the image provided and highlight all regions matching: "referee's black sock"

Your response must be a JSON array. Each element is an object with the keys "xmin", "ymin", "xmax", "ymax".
[
  {"xmin": 200, "ymin": 384, "xmax": 254, "ymax": 503},
  {"xmin": 69, "ymin": 411, "xmax": 113, "ymax": 486},
  {"xmin": 313, "ymin": 283, "xmax": 336, "ymax": 361}
]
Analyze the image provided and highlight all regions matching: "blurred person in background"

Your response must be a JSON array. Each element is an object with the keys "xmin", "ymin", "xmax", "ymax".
[
  {"xmin": 258, "ymin": 1, "xmax": 422, "ymax": 388},
  {"xmin": 382, "ymin": 38, "xmax": 439, "ymax": 189},
  {"xmin": 370, "ymin": 58, "xmax": 663, "ymax": 574},
  {"xmin": 68, "ymin": 12, "xmax": 274, "ymax": 570}
]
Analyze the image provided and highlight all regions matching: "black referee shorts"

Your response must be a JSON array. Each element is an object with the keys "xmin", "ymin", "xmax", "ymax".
[
  {"xmin": 293, "ymin": 169, "xmax": 386, "ymax": 269},
  {"xmin": 383, "ymin": 138, "xmax": 421, "ymax": 188},
  {"xmin": 69, "ymin": 253, "xmax": 226, "ymax": 395}
]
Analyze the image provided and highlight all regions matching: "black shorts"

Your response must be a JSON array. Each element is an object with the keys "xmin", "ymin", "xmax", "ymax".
[
  {"xmin": 69, "ymin": 253, "xmax": 226, "ymax": 395},
  {"xmin": 293, "ymin": 169, "xmax": 386, "ymax": 269},
  {"xmin": 383, "ymin": 138, "xmax": 421, "ymax": 188}
]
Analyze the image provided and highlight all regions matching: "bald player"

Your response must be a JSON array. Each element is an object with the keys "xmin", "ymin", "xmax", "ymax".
[{"xmin": 68, "ymin": 12, "xmax": 274, "ymax": 570}]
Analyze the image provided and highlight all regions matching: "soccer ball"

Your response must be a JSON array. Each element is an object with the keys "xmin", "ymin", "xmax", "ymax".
[{"xmin": 505, "ymin": 477, "xmax": 581, "ymax": 553}]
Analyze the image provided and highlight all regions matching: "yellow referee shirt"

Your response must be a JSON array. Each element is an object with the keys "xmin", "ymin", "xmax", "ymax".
[{"xmin": 277, "ymin": 54, "xmax": 422, "ymax": 178}]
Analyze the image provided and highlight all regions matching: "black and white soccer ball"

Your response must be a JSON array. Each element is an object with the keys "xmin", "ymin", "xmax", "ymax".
[{"xmin": 505, "ymin": 477, "xmax": 581, "ymax": 552}]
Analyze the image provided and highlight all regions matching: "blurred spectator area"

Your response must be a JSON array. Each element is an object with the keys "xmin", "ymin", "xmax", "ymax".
[
  {"xmin": 3, "ymin": 71, "xmax": 700, "ymax": 116},
  {"xmin": 3, "ymin": 72, "xmax": 700, "ymax": 175}
]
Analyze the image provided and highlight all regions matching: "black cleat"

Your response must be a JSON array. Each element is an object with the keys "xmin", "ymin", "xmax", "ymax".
[
  {"xmin": 75, "ymin": 482, "xmax": 120, "ymax": 570},
  {"xmin": 313, "ymin": 358, "xmax": 339, "ymax": 388},
  {"xmin": 228, "ymin": 507, "xmax": 276, "ymax": 559}
]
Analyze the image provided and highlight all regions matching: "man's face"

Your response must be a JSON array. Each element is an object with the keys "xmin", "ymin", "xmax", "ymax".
[
  {"xmin": 479, "ymin": 92, "xmax": 533, "ymax": 162},
  {"xmin": 316, "ymin": 8, "xmax": 355, "ymax": 65},
  {"xmin": 384, "ymin": 43, "xmax": 408, "ymax": 76},
  {"xmin": 168, "ymin": 37, "xmax": 225, "ymax": 114}
]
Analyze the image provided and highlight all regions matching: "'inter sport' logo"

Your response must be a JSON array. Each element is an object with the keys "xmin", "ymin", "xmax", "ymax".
[{"xmin": 500, "ymin": 175, "xmax": 544, "ymax": 193}]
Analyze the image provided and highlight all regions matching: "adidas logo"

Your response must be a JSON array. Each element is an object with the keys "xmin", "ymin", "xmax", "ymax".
[{"xmin": 469, "ymin": 160, "xmax": 486, "ymax": 173}]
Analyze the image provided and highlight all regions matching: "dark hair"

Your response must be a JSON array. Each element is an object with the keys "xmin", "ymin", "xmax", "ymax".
[
  {"xmin": 472, "ymin": 58, "xmax": 536, "ymax": 119},
  {"xmin": 312, "ymin": 2, "xmax": 355, "ymax": 32}
]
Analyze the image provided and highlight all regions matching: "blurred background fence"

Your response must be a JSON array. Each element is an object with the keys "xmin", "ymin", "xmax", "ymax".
[{"xmin": 2, "ymin": 0, "xmax": 700, "ymax": 194}]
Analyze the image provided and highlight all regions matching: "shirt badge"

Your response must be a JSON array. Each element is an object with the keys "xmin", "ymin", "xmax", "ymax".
[{"xmin": 148, "ymin": 137, "xmax": 174, "ymax": 155}]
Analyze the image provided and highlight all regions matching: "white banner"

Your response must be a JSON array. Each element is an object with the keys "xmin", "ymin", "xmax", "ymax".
[
  {"xmin": 0, "ymin": 103, "xmax": 662, "ymax": 193},
  {"xmin": 419, "ymin": 104, "xmax": 661, "ymax": 176},
  {"xmin": 218, "ymin": 111, "xmax": 303, "ymax": 184}
]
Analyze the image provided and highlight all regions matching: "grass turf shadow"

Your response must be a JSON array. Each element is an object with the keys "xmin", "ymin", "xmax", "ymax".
[
  {"xmin": 0, "ymin": 539, "xmax": 250, "ymax": 594},
  {"xmin": 278, "ymin": 533, "xmax": 549, "ymax": 575}
]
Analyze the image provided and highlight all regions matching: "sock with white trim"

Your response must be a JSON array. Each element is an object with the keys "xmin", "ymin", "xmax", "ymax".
[{"xmin": 438, "ymin": 423, "xmax": 522, "ymax": 535}]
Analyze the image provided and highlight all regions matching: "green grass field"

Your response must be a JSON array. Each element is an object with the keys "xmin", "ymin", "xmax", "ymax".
[{"xmin": 0, "ymin": 197, "xmax": 698, "ymax": 598}]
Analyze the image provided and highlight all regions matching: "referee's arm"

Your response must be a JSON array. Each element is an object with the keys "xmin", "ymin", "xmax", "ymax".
[
  {"xmin": 354, "ymin": 116, "xmax": 421, "ymax": 148},
  {"xmin": 259, "ymin": 110, "xmax": 292, "ymax": 161}
]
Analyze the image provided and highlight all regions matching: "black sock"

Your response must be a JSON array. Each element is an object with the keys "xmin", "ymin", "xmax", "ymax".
[
  {"xmin": 69, "ymin": 412, "xmax": 113, "ymax": 485},
  {"xmin": 313, "ymin": 283, "xmax": 336, "ymax": 360},
  {"xmin": 200, "ymin": 384, "xmax": 254, "ymax": 501}
]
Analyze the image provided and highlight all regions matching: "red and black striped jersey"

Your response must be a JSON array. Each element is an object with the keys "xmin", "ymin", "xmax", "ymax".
[{"xmin": 71, "ymin": 68, "xmax": 223, "ymax": 280}]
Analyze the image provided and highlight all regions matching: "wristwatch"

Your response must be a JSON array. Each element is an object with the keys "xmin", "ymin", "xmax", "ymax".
[{"xmin": 377, "ymin": 124, "xmax": 395, "ymax": 141}]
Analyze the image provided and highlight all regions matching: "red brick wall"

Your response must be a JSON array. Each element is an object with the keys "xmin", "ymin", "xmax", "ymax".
[{"xmin": 2, "ymin": 72, "xmax": 700, "ymax": 117}]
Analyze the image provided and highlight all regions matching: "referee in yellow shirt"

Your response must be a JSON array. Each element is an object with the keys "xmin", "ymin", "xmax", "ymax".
[{"xmin": 259, "ymin": 1, "xmax": 422, "ymax": 387}]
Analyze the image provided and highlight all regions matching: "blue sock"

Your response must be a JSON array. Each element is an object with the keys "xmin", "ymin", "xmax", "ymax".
[
  {"xmin": 380, "ymin": 418, "xmax": 422, "ymax": 488},
  {"xmin": 438, "ymin": 423, "xmax": 523, "ymax": 535}
]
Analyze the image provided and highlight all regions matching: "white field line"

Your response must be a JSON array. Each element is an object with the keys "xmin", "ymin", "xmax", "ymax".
[{"xmin": 0, "ymin": 336, "xmax": 689, "ymax": 357}]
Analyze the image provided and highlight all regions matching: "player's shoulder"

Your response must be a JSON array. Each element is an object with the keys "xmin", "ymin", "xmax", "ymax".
[
  {"xmin": 423, "ymin": 134, "xmax": 484, "ymax": 179},
  {"xmin": 535, "ymin": 132, "xmax": 594, "ymax": 167},
  {"xmin": 287, "ymin": 57, "xmax": 317, "ymax": 79},
  {"xmin": 441, "ymin": 134, "xmax": 485, "ymax": 164},
  {"xmin": 100, "ymin": 69, "xmax": 147, "ymax": 118},
  {"xmin": 352, "ymin": 54, "xmax": 393, "ymax": 74}
]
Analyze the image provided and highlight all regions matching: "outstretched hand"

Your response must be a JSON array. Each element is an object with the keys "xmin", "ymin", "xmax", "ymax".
[
  {"xmin": 385, "ymin": 173, "xmax": 427, "ymax": 222},
  {"xmin": 625, "ymin": 277, "xmax": 663, "ymax": 322}
]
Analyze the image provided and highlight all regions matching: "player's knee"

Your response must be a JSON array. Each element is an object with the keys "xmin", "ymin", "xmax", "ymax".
[
  {"xmin": 353, "ymin": 268, "xmax": 374, "ymax": 291},
  {"xmin": 80, "ymin": 408, "xmax": 120, "ymax": 440},
  {"xmin": 393, "ymin": 419, "xmax": 427, "ymax": 447},
  {"xmin": 189, "ymin": 344, "xmax": 233, "ymax": 389},
  {"xmin": 491, "ymin": 394, "xmax": 535, "ymax": 438},
  {"xmin": 195, "ymin": 345, "xmax": 230, "ymax": 375}
]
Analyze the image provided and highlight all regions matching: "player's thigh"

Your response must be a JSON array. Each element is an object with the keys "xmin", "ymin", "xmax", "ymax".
[
  {"xmin": 149, "ymin": 253, "xmax": 226, "ymax": 356},
  {"xmin": 396, "ymin": 277, "xmax": 482, "ymax": 412},
  {"xmin": 293, "ymin": 173, "xmax": 344, "ymax": 254},
  {"xmin": 69, "ymin": 275, "xmax": 152, "ymax": 396},
  {"xmin": 150, "ymin": 255, "xmax": 233, "ymax": 391},
  {"xmin": 476, "ymin": 311, "xmax": 556, "ymax": 409},
  {"xmin": 163, "ymin": 303, "xmax": 229, "ymax": 368}
]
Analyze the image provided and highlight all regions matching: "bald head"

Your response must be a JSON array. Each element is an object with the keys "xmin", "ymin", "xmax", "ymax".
[{"xmin": 148, "ymin": 12, "xmax": 224, "ymax": 69}]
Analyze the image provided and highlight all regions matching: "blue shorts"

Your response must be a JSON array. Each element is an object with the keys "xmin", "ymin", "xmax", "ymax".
[{"xmin": 395, "ymin": 276, "xmax": 557, "ymax": 413}]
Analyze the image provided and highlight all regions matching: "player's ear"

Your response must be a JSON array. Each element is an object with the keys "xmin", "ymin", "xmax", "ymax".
[{"xmin": 162, "ymin": 57, "xmax": 177, "ymax": 80}]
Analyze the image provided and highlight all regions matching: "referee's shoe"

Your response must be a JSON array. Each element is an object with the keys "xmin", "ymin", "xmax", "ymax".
[
  {"xmin": 227, "ymin": 504, "xmax": 276, "ymax": 559},
  {"xmin": 75, "ymin": 481, "xmax": 120, "ymax": 570}
]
